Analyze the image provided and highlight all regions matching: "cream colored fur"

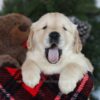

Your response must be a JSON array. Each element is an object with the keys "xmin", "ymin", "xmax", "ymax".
[{"xmin": 22, "ymin": 12, "xmax": 93, "ymax": 94}]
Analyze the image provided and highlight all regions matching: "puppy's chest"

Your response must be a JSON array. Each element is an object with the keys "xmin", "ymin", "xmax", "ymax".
[{"xmin": 30, "ymin": 51, "xmax": 85, "ymax": 72}]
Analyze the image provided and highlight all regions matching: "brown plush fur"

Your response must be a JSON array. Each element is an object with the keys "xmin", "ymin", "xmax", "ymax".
[{"xmin": 0, "ymin": 13, "xmax": 32, "ymax": 67}]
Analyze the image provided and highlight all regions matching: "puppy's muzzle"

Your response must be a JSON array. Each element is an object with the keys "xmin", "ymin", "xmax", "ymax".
[
  {"xmin": 45, "ymin": 32, "xmax": 62, "ymax": 64},
  {"xmin": 49, "ymin": 31, "xmax": 60, "ymax": 44}
]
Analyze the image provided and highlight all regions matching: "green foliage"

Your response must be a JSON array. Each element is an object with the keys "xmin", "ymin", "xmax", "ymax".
[{"xmin": 1, "ymin": 0, "xmax": 96, "ymax": 21}]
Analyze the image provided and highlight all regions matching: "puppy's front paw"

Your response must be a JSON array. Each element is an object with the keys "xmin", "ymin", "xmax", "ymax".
[
  {"xmin": 22, "ymin": 69, "xmax": 40, "ymax": 88},
  {"xmin": 59, "ymin": 75, "xmax": 76, "ymax": 94}
]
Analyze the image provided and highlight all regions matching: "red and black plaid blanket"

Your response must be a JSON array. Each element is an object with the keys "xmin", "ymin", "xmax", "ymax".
[{"xmin": 0, "ymin": 66, "xmax": 93, "ymax": 100}]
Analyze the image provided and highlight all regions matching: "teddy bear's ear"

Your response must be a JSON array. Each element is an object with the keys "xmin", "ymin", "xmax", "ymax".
[{"xmin": 18, "ymin": 23, "xmax": 29, "ymax": 32}]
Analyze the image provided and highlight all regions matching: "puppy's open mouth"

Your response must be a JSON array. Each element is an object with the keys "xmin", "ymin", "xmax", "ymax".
[{"xmin": 45, "ymin": 44, "xmax": 62, "ymax": 64}]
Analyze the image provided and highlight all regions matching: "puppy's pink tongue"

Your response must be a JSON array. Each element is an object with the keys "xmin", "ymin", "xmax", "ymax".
[{"xmin": 48, "ymin": 47, "xmax": 59, "ymax": 64}]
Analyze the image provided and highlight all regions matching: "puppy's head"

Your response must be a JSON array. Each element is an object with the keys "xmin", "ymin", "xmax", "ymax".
[{"xmin": 27, "ymin": 13, "xmax": 82, "ymax": 64}]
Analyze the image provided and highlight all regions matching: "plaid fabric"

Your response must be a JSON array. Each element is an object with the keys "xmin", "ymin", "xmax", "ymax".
[{"xmin": 0, "ymin": 67, "xmax": 93, "ymax": 100}]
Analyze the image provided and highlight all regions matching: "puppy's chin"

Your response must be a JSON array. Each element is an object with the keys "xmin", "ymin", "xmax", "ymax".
[{"xmin": 45, "ymin": 44, "xmax": 62, "ymax": 64}]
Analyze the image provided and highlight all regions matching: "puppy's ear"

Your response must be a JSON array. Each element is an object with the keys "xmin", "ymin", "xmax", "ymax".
[
  {"xmin": 27, "ymin": 27, "xmax": 34, "ymax": 50},
  {"xmin": 74, "ymin": 29, "xmax": 82, "ymax": 53}
]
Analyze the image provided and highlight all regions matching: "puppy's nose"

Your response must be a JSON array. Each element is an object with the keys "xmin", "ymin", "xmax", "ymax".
[
  {"xmin": 49, "ymin": 32, "xmax": 60, "ymax": 44},
  {"xmin": 49, "ymin": 32, "xmax": 60, "ymax": 39}
]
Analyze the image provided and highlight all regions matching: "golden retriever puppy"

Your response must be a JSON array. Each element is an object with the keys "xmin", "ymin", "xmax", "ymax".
[{"xmin": 22, "ymin": 12, "xmax": 93, "ymax": 94}]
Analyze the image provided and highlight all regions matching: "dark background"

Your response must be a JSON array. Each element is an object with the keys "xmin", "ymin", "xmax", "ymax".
[{"xmin": 0, "ymin": 0, "xmax": 100, "ymax": 99}]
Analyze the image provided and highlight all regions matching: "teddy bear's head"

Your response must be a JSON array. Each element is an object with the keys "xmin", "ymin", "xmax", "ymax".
[{"xmin": 0, "ymin": 13, "xmax": 32, "ymax": 45}]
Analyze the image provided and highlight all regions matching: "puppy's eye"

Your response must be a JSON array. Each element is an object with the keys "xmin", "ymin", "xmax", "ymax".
[
  {"xmin": 43, "ymin": 25, "xmax": 47, "ymax": 29},
  {"xmin": 63, "ymin": 27, "xmax": 67, "ymax": 31}
]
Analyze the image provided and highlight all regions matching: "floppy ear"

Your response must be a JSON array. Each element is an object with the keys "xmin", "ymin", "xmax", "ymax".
[
  {"xmin": 74, "ymin": 30, "xmax": 82, "ymax": 53},
  {"xmin": 27, "ymin": 28, "xmax": 34, "ymax": 50}
]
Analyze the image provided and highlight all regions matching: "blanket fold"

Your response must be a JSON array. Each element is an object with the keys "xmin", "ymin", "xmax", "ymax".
[{"xmin": 0, "ymin": 67, "xmax": 93, "ymax": 100}]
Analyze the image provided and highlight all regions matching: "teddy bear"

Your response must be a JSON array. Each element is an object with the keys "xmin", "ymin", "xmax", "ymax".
[{"xmin": 0, "ymin": 13, "xmax": 32, "ymax": 67}]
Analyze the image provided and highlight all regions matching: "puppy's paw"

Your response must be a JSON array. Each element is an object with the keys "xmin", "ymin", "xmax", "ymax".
[
  {"xmin": 59, "ymin": 79, "xmax": 76, "ymax": 94},
  {"xmin": 22, "ymin": 69, "xmax": 40, "ymax": 88}
]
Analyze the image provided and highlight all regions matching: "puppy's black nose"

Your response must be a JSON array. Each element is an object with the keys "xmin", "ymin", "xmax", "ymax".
[
  {"xmin": 49, "ymin": 32, "xmax": 60, "ymax": 39},
  {"xmin": 49, "ymin": 32, "xmax": 60, "ymax": 44}
]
